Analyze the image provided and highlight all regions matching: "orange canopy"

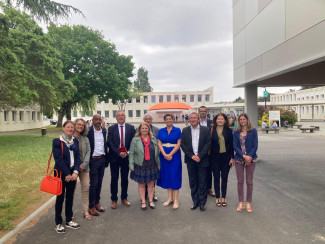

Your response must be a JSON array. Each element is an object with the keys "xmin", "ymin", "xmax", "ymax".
[{"xmin": 149, "ymin": 102, "xmax": 194, "ymax": 111}]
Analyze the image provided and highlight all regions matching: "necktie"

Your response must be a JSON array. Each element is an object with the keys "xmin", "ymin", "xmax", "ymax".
[{"xmin": 120, "ymin": 125, "xmax": 124, "ymax": 147}]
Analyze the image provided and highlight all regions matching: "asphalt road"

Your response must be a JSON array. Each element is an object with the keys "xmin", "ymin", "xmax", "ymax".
[{"xmin": 13, "ymin": 128, "xmax": 325, "ymax": 244}]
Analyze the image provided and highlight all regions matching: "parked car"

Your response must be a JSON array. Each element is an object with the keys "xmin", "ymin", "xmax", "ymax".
[{"xmin": 50, "ymin": 119, "xmax": 57, "ymax": 125}]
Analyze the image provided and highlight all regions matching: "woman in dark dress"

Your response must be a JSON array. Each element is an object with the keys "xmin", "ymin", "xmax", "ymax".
[
  {"xmin": 156, "ymin": 114, "xmax": 182, "ymax": 210},
  {"xmin": 209, "ymin": 113, "xmax": 234, "ymax": 207},
  {"xmin": 129, "ymin": 122, "xmax": 160, "ymax": 210}
]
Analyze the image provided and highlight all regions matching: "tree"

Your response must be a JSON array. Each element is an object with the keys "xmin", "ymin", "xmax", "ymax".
[
  {"xmin": 47, "ymin": 24, "xmax": 134, "ymax": 126},
  {"xmin": 0, "ymin": 5, "xmax": 74, "ymax": 110},
  {"xmin": 134, "ymin": 67, "xmax": 152, "ymax": 92},
  {"xmin": 2, "ymin": 0, "xmax": 83, "ymax": 23},
  {"xmin": 233, "ymin": 96, "xmax": 244, "ymax": 103}
]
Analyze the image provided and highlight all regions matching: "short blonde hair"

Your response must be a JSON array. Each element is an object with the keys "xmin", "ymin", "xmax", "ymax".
[
  {"xmin": 236, "ymin": 113, "xmax": 253, "ymax": 132},
  {"xmin": 135, "ymin": 122, "xmax": 153, "ymax": 138}
]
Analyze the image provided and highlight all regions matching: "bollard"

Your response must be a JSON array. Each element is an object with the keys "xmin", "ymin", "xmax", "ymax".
[{"xmin": 41, "ymin": 128, "xmax": 47, "ymax": 136}]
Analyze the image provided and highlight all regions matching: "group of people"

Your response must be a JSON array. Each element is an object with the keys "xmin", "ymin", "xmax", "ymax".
[{"xmin": 52, "ymin": 106, "xmax": 258, "ymax": 234}]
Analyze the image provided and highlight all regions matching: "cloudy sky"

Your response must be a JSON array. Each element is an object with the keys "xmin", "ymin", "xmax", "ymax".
[{"xmin": 55, "ymin": 0, "xmax": 299, "ymax": 102}]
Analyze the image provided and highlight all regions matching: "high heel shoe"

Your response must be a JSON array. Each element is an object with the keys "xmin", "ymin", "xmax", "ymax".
[
  {"xmin": 216, "ymin": 199, "xmax": 221, "ymax": 207},
  {"xmin": 149, "ymin": 201, "xmax": 155, "ymax": 209},
  {"xmin": 237, "ymin": 202, "xmax": 245, "ymax": 212},
  {"xmin": 246, "ymin": 202, "xmax": 252, "ymax": 213},
  {"xmin": 172, "ymin": 200, "xmax": 179, "ymax": 210},
  {"xmin": 141, "ymin": 202, "xmax": 147, "ymax": 210},
  {"xmin": 163, "ymin": 199, "xmax": 173, "ymax": 207}
]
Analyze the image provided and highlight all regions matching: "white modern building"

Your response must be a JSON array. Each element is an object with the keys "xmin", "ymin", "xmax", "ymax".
[
  {"xmin": 0, "ymin": 105, "xmax": 44, "ymax": 132},
  {"xmin": 233, "ymin": 0, "xmax": 325, "ymax": 126}
]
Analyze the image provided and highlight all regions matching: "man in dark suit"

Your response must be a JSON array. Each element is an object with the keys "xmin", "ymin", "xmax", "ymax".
[
  {"xmin": 107, "ymin": 110, "xmax": 135, "ymax": 209},
  {"xmin": 181, "ymin": 112, "xmax": 211, "ymax": 211},
  {"xmin": 87, "ymin": 114, "xmax": 109, "ymax": 216},
  {"xmin": 199, "ymin": 106, "xmax": 215, "ymax": 198}
]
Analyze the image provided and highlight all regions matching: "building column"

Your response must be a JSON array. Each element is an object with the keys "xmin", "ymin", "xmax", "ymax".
[{"xmin": 244, "ymin": 84, "xmax": 258, "ymax": 128}]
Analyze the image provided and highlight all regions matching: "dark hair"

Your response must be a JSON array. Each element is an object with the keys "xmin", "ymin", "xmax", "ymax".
[
  {"xmin": 199, "ymin": 106, "xmax": 207, "ymax": 111},
  {"xmin": 63, "ymin": 120, "xmax": 74, "ymax": 127},
  {"xmin": 212, "ymin": 113, "xmax": 229, "ymax": 128},
  {"xmin": 164, "ymin": 113, "xmax": 174, "ymax": 120}
]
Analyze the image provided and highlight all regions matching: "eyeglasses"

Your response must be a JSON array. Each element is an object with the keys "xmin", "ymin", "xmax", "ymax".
[{"xmin": 76, "ymin": 123, "xmax": 85, "ymax": 127}]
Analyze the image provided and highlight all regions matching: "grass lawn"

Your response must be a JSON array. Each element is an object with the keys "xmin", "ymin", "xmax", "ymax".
[{"xmin": 0, "ymin": 133, "xmax": 60, "ymax": 231}]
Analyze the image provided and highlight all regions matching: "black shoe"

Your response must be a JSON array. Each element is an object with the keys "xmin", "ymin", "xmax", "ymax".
[
  {"xmin": 149, "ymin": 201, "xmax": 156, "ymax": 209},
  {"xmin": 191, "ymin": 203, "xmax": 199, "ymax": 210},
  {"xmin": 141, "ymin": 202, "xmax": 147, "ymax": 210},
  {"xmin": 200, "ymin": 204, "xmax": 206, "ymax": 212},
  {"xmin": 153, "ymin": 195, "xmax": 158, "ymax": 202}
]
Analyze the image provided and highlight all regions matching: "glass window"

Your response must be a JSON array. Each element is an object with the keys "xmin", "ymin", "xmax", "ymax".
[
  {"xmin": 167, "ymin": 95, "xmax": 171, "ymax": 102},
  {"xmin": 105, "ymin": 111, "xmax": 109, "ymax": 118},
  {"xmin": 159, "ymin": 95, "xmax": 163, "ymax": 103},
  {"xmin": 73, "ymin": 110, "xmax": 78, "ymax": 117},
  {"xmin": 198, "ymin": 95, "xmax": 202, "ymax": 102},
  {"xmin": 4, "ymin": 111, "xmax": 8, "ymax": 122},
  {"xmin": 302, "ymin": 107, "xmax": 304, "ymax": 114},
  {"xmin": 97, "ymin": 111, "xmax": 101, "ymax": 115},
  {"xmin": 182, "ymin": 95, "xmax": 186, "ymax": 102},
  {"xmin": 113, "ymin": 110, "xmax": 117, "ymax": 117},
  {"xmin": 128, "ymin": 110, "xmax": 133, "ymax": 117},
  {"xmin": 128, "ymin": 98, "xmax": 132, "ymax": 103},
  {"xmin": 12, "ymin": 111, "xmax": 16, "ymax": 122},
  {"xmin": 26, "ymin": 111, "xmax": 30, "ymax": 121},
  {"xmin": 136, "ymin": 110, "xmax": 141, "ymax": 117},
  {"xmin": 37, "ymin": 112, "xmax": 41, "ymax": 120},
  {"xmin": 136, "ymin": 97, "xmax": 140, "ymax": 103},
  {"xmin": 205, "ymin": 94, "xmax": 210, "ymax": 102},
  {"xmin": 151, "ymin": 95, "xmax": 156, "ymax": 103},
  {"xmin": 321, "ymin": 94, "xmax": 324, "ymax": 99},
  {"xmin": 144, "ymin": 110, "xmax": 148, "ymax": 115},
  {"xmin": 32, "ymin": 111, "xmax": 35, "ymax": 121},
  {"xmin": 174, "ymin": 95, "xmax": 179, "ymax": 102},
  {"xmin": 81, "ymin": 111, "xmax": 85, "ymax": 117},
  {"xmin": 321, "ymin": 106, "xmax": 324, "ymax": 114},
  {"xmin": 19, "ymin": 111, "xmax": 24, "ymax": 121},
  {"xmin": 306, "ymin": 106, "xmax": 309, "ymax": 114},
  {"xmin": 143, "ymin": 96, "xmax": 148, "ymax": 103},
  {"xmin": 190, "ymin": 95, "xmax": 194, "ymax": 102},
  {"xmin": 316, "ymin": 106, "xmax": 319, "ymax": 114}
]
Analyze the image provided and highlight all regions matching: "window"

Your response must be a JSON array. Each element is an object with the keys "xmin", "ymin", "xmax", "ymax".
[
  {"xmin": 73, "ymin": 110, "xmax": 78, "ymax": 117},
  {"xmin": 306, "ymin": 106, "xmax": 309, "ymax": 114},
  {"xmin": 4, "ymin": 111, "xmax": 8, "ymax": 122},
  {"xmin": 97, "ymin": 111, "xmax": 101, "ymax": 115},
  {"xmin": 198, "ymin": 94, "xmax": 202, "ymax": 102},
  {"xmin": 144, "ymin": 110, "xmax": 148, "ymax": 115},
  {"xmin": 26, "ymin": 111, "xmax": 30, "ymax": 121},
  {"xmin": 182, "ymin": 95, "xmax": 186, "ymax": 102},
  {"xmin": 12, "ymin": 111, "xmax": 16, "ymax": 122},
  {"xmin": 151, "ymin": 95, "xmax": 156, "ymax": 103},
  {"xmin": 159, "ymin": 95, "xmax": 163, "ymax": 103},
  {"xmin": 316, "ymin": 95, "xmax": 319, "ymax": 99},
  {"xmin": 143, "ymin": 96, "xmax": 148, "ymax": 103},
  {"xmin": 128, "ymin": 110, "xmax": 133, "ymax": 117},
  {"xmin": 105, "ymin": 111, "xmax": 109, "ymax": 118},
  {"xmin": 167, "ymin": 95, "xmax": 171, "ymax": 102},
  {"xmin": 294, "ymin": 94, "xmax": 296, "ymax": 101},
  {"xmin": 321, "ymin": 94, "xmax": 325, "ymax": 99},
  {"xmin": 174, "ymin": 95, "xmax": 179, "ymax": 102},
  {"xmin": 81, "ymin": 111, "xmax": 85, "ymax": 117},
  {"xmin": 136, "ymin": 98, "xmax": 140, "ymax": 103},
  {"xmin": 301, "ymin": 107, "xmax": 304, "ymax": 114},
  {"xmin": 32, "ymin": 111, "xmax": 36, "ymax": 121},
  {"xmin": 136, "ymin": 110, "xmax": 141, "ymax": 117},
  {"xmin": 316, "ymin": 106, "xmax": 319, "ymax": 115},
  {"xmin": 19, "ymin": 111, "xmax": 24, "ymax": 121},
  {"xmin": 37, "ymin": 112, "xmax": 41, "ymax": 120},
  {"xmin": 205, "ymin": 94, "xmax": 210, "ymax": 102},
  {"xmin": 113, "ymin": 110, "xmax": 117, "ymax": 117},
  {"xmin": 190, "ymin": 95, "xmax": 194, "ymax": 102},
  {"xmin": 321, "ymin": 106, "xmax": 324, "ymax": 114},
  {"xmin": 128, "ymin": 98, "xmax": 132, "ymax": 103}
]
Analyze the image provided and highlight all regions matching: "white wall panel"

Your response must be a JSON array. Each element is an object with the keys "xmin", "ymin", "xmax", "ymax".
[
  {"xmin": 233, "ymin": 65, "xmax": 246, "ymax": 86},
  {"xmin": 245, "ymin": 0, "xmax": 285, "ymax": 62},
  {"xmin": 245, "ymin": 0, "xmax": 258, "ymax": 25},
  {"xmin": 233, "ymin": 0, "xmax": 246, "ymax": 36},
  {"xmin": 286, "ymin": 0, "xmax": 325, "ymax": 40},
  {"xmin": 233, "ymin": 30, "xmax": 246, "ymax": 68}
]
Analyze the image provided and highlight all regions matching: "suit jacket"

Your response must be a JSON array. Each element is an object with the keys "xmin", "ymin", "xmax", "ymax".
[
  {"xmin": 233, "ymin": 128, "xmax": 258, "ymax": 160},
  {"xmin": 107, "ymin": 123, "xmax": 135, "ymax": 163},
  {"xmin": 181, "ymin": 125, "xmax": 211, "ymax": 167},
  {"xmin": 52, "ymin": 138, "xmax": 80, "ymax": 177},
  {"xmin": 210, "ymin": 127, "xmax": 234, "ymax": 158},
  {"xmin": 151, "ymin": 125, "xmax": 159, "ymax": 138},
  {"xmin": 87, "ymin": 126, "xmax": 109, "ymax": 166}
]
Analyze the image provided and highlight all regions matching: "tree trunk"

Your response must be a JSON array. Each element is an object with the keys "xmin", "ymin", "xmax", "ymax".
[
  {"xmin": 57, "ymin": 111, "xmax": 64, "ymax": 127},
  {"xmin": 65, "ymin": 104, "xmax": 72, "ymax": 120}
]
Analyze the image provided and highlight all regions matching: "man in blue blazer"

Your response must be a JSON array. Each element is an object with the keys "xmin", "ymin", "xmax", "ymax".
[
  {"xmin": 87, "ymin": 114, "xmax": 109, "ymax": 216},
  {"xmin": 107, "ymin": 110, "xmax": 135, "ymax": 209},
  {"xmin": 181, "ymin": 112, "xmax": 211, "ymax": 211},
  {"xmin": 199, "ymin": 106, "xmax": 215, "ymax": 198}
]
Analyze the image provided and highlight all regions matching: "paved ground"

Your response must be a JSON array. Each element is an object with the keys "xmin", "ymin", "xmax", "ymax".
[{"xmin": 12, "ymin": 123, "xmax": 325, "ymax": 244}]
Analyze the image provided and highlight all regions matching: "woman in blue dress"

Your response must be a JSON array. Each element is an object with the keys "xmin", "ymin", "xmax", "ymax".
[{"xmin": 157, "ymin": 114, "xmax": 182, "ymax": 209}]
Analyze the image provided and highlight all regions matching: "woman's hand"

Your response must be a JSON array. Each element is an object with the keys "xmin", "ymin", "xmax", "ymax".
[
  {"xmin": 229, "ymin": 158, "xmax": 234, "ymax": 167},
  {"xmin": 164, "ymin": 154, "xmax": 173, "ymax": 161},
  {"xmin": 130, "ymin": 169, "xmax": 134, "ymax": 172},
  {"xmin": 65, "ymin": 174, "xmax": 72, "ymax": 182},
  {"xmin": 158, "ymin": 166, "xmax": 161, "ymax": 171},
  {"xmin": 71, "ymin": 172, "xmax": 78, "ymax": 181},
  {"xmin": 79, "ymin": 165, "xmax": 84, "ymax": 172}
]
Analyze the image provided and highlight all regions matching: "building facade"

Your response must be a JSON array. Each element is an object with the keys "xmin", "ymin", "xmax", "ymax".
[
  {"xmin": 0, "ymin": 105, "xmax": 44, "ymax": 132},
  {"xmin": 233, "ymin": 0, "xmax": 325, "ymax": 126}
]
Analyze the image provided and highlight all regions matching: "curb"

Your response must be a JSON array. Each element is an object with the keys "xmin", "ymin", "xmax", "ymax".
[{"xmin": 0, "ymin": 195, "xmax": 56, "ymax": 244}]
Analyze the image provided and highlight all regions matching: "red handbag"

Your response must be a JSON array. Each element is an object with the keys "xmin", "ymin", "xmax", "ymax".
[{"xmin": 40, "ymin": 142, "xmax": 63, "ymax": 195}]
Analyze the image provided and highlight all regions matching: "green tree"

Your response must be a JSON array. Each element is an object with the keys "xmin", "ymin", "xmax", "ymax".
[
  {"xmin": 0, "ymin": 4, "xmax": 74, "ymax": 110},
  {"xmin": 47, "ymin": 24, "xmax": 134, "ymax": 126},
  {"xmin": 233, "ymin": 96, "xmax": 245, "ymax": 103},
  {"xmin": 134, "ymin": 67, "xmax": 152, "ymax": 92},
  {"xmin": 2, "ymin": 0, "xmax": 83, "ymax": 22}
]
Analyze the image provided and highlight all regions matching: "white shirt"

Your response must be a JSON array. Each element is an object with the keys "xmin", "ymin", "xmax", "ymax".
[
  {"xmin": 200, "ymin": 119, "xmax": 207, "ymax": 127},
  {"xmin": 118, "ymin": 123, "xmax": 126, "ymax": 147},
  {"xmin": 191, "ymin": 125, "xmax": 200, "ymax": 156},
  {"xmin": 93, "ymin": 128, "xmax": 105, "ymax": 156},
  {"xmin": 262, "ymin": 122, "xmax": 267, "ymax": 128}
]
